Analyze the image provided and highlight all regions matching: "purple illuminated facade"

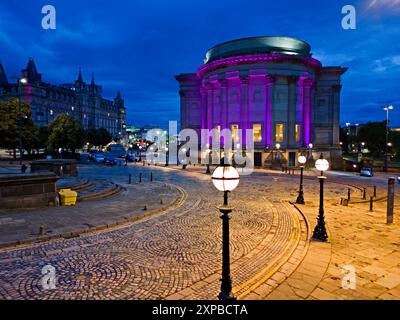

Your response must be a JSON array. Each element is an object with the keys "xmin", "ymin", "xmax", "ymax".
[{"xmin": 176, "ymin": 36, "xmax": 347, "ymax": 169}]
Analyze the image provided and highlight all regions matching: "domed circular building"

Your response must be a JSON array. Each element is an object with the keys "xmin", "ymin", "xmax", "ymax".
[{"xmin": 175, "ymin": 36, "xmax": 347, "ymax": 169}]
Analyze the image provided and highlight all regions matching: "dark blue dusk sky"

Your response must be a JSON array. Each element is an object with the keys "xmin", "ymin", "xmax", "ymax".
[{"xmin": 1, "ymin": 0, "xmax": 399, "ymax": 128}]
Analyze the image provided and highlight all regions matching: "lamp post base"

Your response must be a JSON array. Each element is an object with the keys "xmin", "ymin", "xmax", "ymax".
[
  {"xmin": 218, "ymin": 291, "xmax": 236, "ymax": 301},
  {"xmin": 296, "ymin": 192, "xmax": 305, "ymax": 205},
  {"xmin": 218, "ymin": 203, "xmax": 236, "ymax": 301}
]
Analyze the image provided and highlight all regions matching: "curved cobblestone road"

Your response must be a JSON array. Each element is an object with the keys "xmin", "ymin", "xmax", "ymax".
[{"xmin": 0, "ymin": 164, "xmax": 349, "ymax": 300}]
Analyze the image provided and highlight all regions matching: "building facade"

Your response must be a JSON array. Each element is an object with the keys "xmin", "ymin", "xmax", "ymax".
[
  {"xmin": 175, "ymin": 36, "xmax": 347, "ymax": 169},
  {"xmin": 0, "ymin": 58, "xmax": 126, "ymax": 138}
]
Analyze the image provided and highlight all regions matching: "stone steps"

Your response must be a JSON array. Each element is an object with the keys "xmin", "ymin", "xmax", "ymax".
[{"xmin": 77, "ymin": 180, "xmax": 123, "ymax": 201}]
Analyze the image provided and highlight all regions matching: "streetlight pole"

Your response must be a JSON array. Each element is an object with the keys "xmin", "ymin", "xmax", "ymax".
[
  {"xmin": 219, "ymin": 190, "xmax": 234, "ymax": 300},
  {"xmin": 312, "ymin": 154, "xmax": 329, "ymax": 242},
  {"xmin": 383, "ymin": 105, "xmax": 394, "ymax": 172},
  {"xmin": 211, "ymin": 160, "xmax": 240, "ymax": 300},
  {"xmin": 12, "ymin": 77, "xmax": 28, "ymax": 166},
  {"xmin": 296, "ymin": 155, "xmax": 307, "ymax": 204}
]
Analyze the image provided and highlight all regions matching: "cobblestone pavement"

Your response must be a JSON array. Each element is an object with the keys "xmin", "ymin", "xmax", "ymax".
[
  {"xmin": 0, "ymin": 163, "xmax": 327, "ymax": 300},
  {"xmin": 1, "ymin": 162, "xmax": 398, "ymax": 300},
  {"xmin": 0, "ymin": 181, "xmax": 181, "ymax": 246}
]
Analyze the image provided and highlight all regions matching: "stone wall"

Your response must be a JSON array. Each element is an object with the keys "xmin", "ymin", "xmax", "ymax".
[
  {"xmin": 30, "ymin": 159, "xmax": 78, "ymax": 177},
  {"xmin": 0, "ymin": 172, "xmax": 59, "ymax": 209}
]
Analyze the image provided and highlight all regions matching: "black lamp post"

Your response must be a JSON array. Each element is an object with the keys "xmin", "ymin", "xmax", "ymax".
[
  {"xmin": 312, "ymin": 153, "xmax": 329, "ymax": 242},
  {"xmin": 211, "ymin": 159, "xmax": 240, "ymax": 300},
  {"xmin": 12, "ymin": 76, "xmax": 28, "ymax": 165},
  {"xmin": 296, "ymin": 154, "xmax": 307, "ymax": 204},
  {"xmin": 206, "ymin": 147, "xmax": 211, "ymax": 174},
  {"xmin": 383, "ymin": 105, "xmax": 394, "ymax": 172}
]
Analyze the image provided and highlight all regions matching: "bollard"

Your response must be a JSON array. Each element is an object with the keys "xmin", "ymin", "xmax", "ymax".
[
  {"xmin": 160, "ymin": 198, "xmax": 163, "ymax": 204},
  {"xmin": 143, "ymin": 205, "xmax": 147, "ymax": 211},
  {"xmin": 370, "ymin": 196, "xmax": 373, "ymax": 212},
  {"xmin": 387, "ymin": 177, "xmax": 395, "ymax": 224},
  {"xmin": 348, "ymin": 188, "xmax": 351, "ymax": 201},
  {"xmin": 150, "ymin": 172, "xmax": 153, "ymax": 182},
  {"xmin": 143, "ymin": 161, "xmax": 145, "ymax": 166},
  {"xmin": 128, "ymin": 174, "xmax": 131, "ymax": 184},
  {"xmin": 139, "ymin": 173, "xmax": 142, "ymax": 183},
  {"xmin": 373, "ymin": 185, "xmax": 377, "ymax": 197},
  {"xmin": 39, "ymin": 225, "xmax": 46, "ymax": 236},
  {"xmin": 363, "ymin": 187, "xmax": 366, "ymax": 199}
]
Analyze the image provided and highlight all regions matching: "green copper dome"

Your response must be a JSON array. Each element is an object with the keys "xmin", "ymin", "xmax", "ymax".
[{"xmin": 204, "ymin": 36, "xmax": 312, "ymax": 63}]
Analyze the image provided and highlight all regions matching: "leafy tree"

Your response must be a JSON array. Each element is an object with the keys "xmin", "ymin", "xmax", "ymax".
[
  {"xmin": 31, "ymin": 126, "xmax": 50, "ymax": 153},
  {"xmin": 48, "ymin": 114, "xmax": 85, "ymax": 153},
  {"xmin": 97, "ymin": 128, "xmax": 112, "ymax": 146},
  {"xmin": 0, "ymin": 99, "xmax": 34, "ymax": 158},
  {"xmin": 359, "ymin": 121, "xmax": 386, "ymax": 154},
  {"xmin": 85, "ymin": 127, "xmax": 112, "ymax": 148}
]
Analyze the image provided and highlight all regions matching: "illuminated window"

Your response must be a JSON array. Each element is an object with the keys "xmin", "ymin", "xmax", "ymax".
[
  {"xmin": 253, "ymin": 124, "xmax": 262, "ymax": 142},
  {"xmin": 295, "ymin": 124, "xmax": 301, "ymax": 143},
  {"xmin": 231, "ymin": 124, "xmax": 239, "ymax": 142},
  {"xmin": 276, "ymin": 123, "xmax": 284, "ymax": 142}
]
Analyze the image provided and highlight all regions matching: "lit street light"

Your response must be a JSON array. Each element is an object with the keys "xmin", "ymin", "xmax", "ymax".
[
  {"xmin": 312, "ymin": 153, "xmax": 329, "ymax": 242},
  {"xmin": 11, "ymin": 76, "xmax": 28, "ymax": 166},
  {"xmin": 383, "ymin": 105, "xmax": 394, "ymax": 172},
  {"xmin": 211, "ymin": 159, "xmax": 240, "ymax": 300},
  {"xmin": 296, "ymin": 154, "xmax": 307, "ymax": 204}
]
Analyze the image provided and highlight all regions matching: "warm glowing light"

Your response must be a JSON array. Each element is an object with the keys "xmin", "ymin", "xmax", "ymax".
[
  {"xmin": 212, "ymin": 165, "xmax": 240, "ymax": 192},
  {"xmin": 308, "ymin": 143, "xmax": 313, "ymax": 149},
  {"xmin": 298, "ymin": 155, "xmax": 307, "ymax": 165},
  {"xmin": 19, "ymin": 78, "xmax": 27, "ymax": 84},
  {"xmin": 315, "ymin": 154, "xmax": 329, "ymax": 172},
  {"xmin": 275, "ymin": 143, "xmax": 280, "ymax": 150}
]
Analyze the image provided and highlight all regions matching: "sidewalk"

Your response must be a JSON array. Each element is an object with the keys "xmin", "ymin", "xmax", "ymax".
[{"xmin": 0, "ymin": 182, "xmax": 182, "ymax": 247}]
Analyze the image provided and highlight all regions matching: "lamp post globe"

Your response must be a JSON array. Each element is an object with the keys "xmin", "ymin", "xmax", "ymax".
[
  {"xmin": 211, "ymin": 159, "xmax": 239, "ymax": 300},
  {"xmin": 296, "ymin": 154, "xmax": 307, "ymax": 204},
  {"xmin": 315, "ymin": 153, "xmax": 329, "ymax": 176},
  {"xmin": 298, "ymin": 155, "xmax": 307, "ymax": 165},
  {"xmin": 312, "ymin": 153, "xmax": 329, "ymax": 242}
]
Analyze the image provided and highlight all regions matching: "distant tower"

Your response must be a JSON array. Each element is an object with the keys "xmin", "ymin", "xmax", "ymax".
[
  {"xmin": 75, "ymin": 68, "xmax": 84, "ymax": 90},
  {"xmin": 0, "ymin": 61, "xmax": 9, "ymax": 87},
  {"xmin": 21, "ymin": 58, "xmax": 42, "ymax": 84}
]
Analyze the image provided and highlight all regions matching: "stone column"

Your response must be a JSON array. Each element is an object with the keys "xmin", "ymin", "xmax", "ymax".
[
  {"xmin": 205, "ymin": 83, "xmax": 214, "ymax": 131},
  {"xmin": 200, "ymin": 86, "xmax": 207, "ymax": 146},
  {"xmin": 179, "ymin": 90, "xmax": 186, "ymax": 129},
  {"xmin": 287, "ymin": 76, "xmax": 297, "ymax": 148},
  {"xmin": 332, "ymin": 84, "xmax": 342, "ymax": 146},
  {"xmin": 219, "ymin": 79, "xmax": 229, "ymax": 131},
  {"xmin": 240, "ymin": 76, "xmax": 250, "ymax": 145},
  {"xmin": 265, "ymin": 75, "xmax": 275, "ymax": 148},
  {"xmin": 300, "ymin": 78, "xmax": 314, "ymax": 146}
]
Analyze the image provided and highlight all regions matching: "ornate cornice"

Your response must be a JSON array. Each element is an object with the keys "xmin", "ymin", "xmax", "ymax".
[
  {"xmin": 197, "ymin": 53, "xmax": 322, "ymax": 78},
  {"xmin": 297, "ymin": 77, "xmax": 315, "ymax": 88}
]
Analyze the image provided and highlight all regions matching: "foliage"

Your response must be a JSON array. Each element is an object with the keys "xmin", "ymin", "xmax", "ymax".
[
  {"xmin": 85, "ymin": 127, "xmax": 112, "ymax": 147},
  {"xmin": 0, "ymin": 99, "xmax": 35, "ymax": 156},
  {"xmin": 48, "ymin": 114, "xmax": 85, "ymax": 152}
]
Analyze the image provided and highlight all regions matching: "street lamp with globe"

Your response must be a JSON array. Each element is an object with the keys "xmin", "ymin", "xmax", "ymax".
[
  {"xmin": 211, "ymin": 159, "xmax": 240, "ymax": 300},
  {"xmin": 312, "ymin": 153, "xmax": 329, "ymax": 242},
  {"xmin": 296, "ymin": 154, "xmax": 307, "ymax": 204}
]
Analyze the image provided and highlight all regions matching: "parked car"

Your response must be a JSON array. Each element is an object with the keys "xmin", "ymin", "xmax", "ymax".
[
  {"xmin": 126, "ymin": 153, "xmax": 136, "ymax": 162},
  {"xmin": 360, "ymin": 167, "xmax": 374, "ymax": 177},
  {"xmin": 93, "ymin": 153, "xmax": 105, "ymax": 163},
  {"xmin": 104, "ymin": 156, "xmax": 117, "ymax": 166}
]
